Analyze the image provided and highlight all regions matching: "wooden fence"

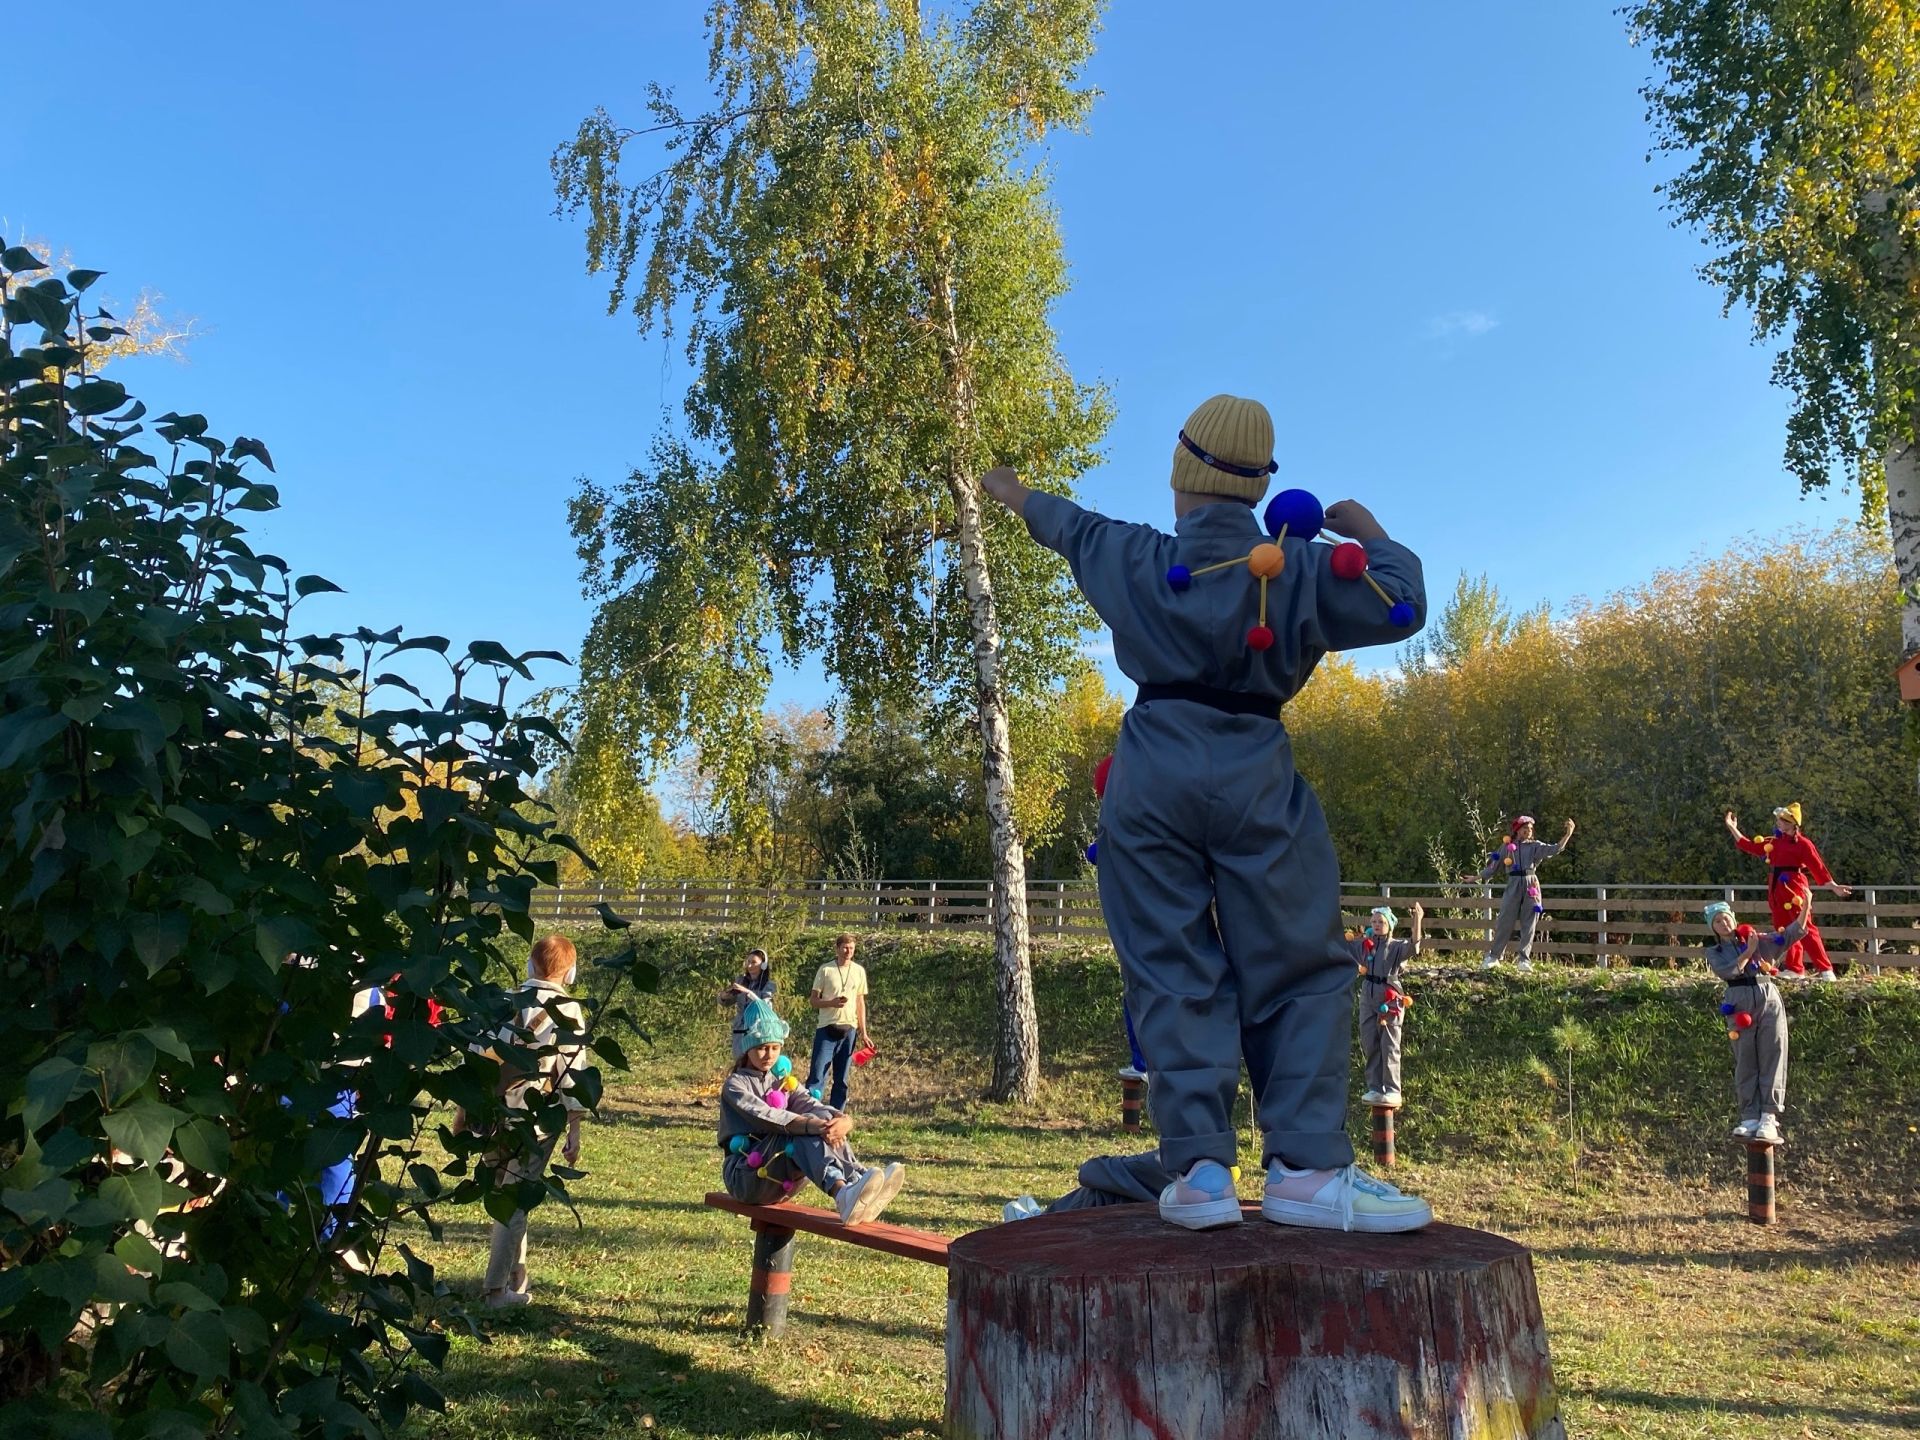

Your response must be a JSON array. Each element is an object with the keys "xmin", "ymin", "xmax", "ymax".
[{"xmin": 531, "ymin": 878, "xmax": 1920, "ymax": 969}]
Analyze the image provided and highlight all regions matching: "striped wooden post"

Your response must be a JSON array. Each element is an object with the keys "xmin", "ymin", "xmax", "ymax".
[
  {"xmin": 1371, "ymin": 1104, "xmax": 1396, "ymax": 1167},
  {"xmin": 746, "ymin": 1221, "xmax": 796, "ymax": 1333},
  {"xmin": 1746, "ymin": 1142, "xmax": 1776, "ymax": 1226},
  {"xmin": 1120, "ymin": 1073, "xmax": 1145, "ymax": 1132}
]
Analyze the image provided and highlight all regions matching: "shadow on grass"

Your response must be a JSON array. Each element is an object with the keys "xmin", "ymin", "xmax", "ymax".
[
  {"xmin": 1583, "ymin": 1386, "xmax": 1918, "ymax": 1430},
  {"xmin": 644, "ymin": 1297, "xmax": 945, "ymax": 1348},
  {"xmin": 1533, "ymin": 1218, "xmax": 1920, "ymax": 1270},
  {"xmin": 440, "ymin": 1304, "xmax": 924, "ymax": 1439}
]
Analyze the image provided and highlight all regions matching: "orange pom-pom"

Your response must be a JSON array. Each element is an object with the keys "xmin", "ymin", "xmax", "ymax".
[
  {"xmin": 1246, "ymin": 625, "xmax": 1275, "ymax": 651},
  {"xmin": 1247, "ymin": 543, "xmax": 1285, "ymax": 579}
]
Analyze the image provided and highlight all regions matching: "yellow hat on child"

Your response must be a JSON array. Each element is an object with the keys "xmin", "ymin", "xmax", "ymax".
[
  {"xmin": 1772, "ymin": 802, "xmax": 1803, "ymax": 826},
  {"xmin": 1169, "ymin": 395, "xmax": 1277, "ymax": 501}
]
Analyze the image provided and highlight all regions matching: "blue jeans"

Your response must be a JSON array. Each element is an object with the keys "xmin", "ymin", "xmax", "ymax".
[{"xmin": 807, "ymin": 1026, "xmax": 856, "ymax": 1110}]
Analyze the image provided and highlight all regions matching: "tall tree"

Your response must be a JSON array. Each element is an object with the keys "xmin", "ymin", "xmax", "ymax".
[
  {"xmin": 552, "ymin": 0, "xmax": 1110, "ymax": 1100},
  {"xmin": 1403, "ymin": 571, "xmax": 1516, "ymax": 671},
  {"xmin": 1628, "ymin": 1, "xmax": 1920, "ymax": 683}
]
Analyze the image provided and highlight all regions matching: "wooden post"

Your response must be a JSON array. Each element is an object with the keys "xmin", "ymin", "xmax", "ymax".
[
  {"xmin": 926, "ymin": 879, "xmax": 938, "ymax": 926},
  {"xmin": 746, "ymin": 1222, "xmax": 796, "ymax": 1333},
  {"xmin": 1595, "ymin": 885, "xmax": 1608, "ymax": 966},
  {"xmin": 1746, "ymin": 1142, "xmax": 1776, "ymax": 1226},
  {"xmin": 1371, "ymin": 1103, "xmax": 1396, "ymax": 1167},
  {"xmin": 1866, "ymin": 887, "xmax": 1880, "ymax": 974},
  {"xmin": 945, "ymin": 1208, "xmax": 1565, "ymax": 1439},
  {"xmin": 1120, "ymin": 1073, "xmax": 1145, "ymax": 1132}
]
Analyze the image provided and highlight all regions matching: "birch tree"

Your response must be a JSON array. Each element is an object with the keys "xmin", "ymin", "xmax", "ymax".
[
  {"xmin": 1628, "ymin": 1, "xmax": 1920, "ymax": 687},
  {"xmin": 552, "ymin": 0, "xmax": 1109, "ymax": 1100}
]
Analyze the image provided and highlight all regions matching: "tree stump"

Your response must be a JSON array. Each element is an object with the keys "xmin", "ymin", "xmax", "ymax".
[{"xmin": 946, "ymin": 1205, "xmax": 1563, "ymax": 1440}]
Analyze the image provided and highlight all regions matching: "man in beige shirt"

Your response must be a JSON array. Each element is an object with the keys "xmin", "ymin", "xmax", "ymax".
[{"xmin": 805, "ymin": 933, "xmax": 872, "ymax": 1109}]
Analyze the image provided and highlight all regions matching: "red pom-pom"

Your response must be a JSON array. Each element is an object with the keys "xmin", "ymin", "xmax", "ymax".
[
  {"xmin": 1329, "ymin": 542, "xmax": 1368, "ymax": 581},
  {"xmin": 1093, "ymin": 754, "xmax": 1112, "ymax": 798},
  {"xmin": 1246, "ymin": 625, "xmax": 1275, "ymax": 651},
  {"xmin": 1735, "ymin": 1012, "xmax": 1754, "ymax": 1031}
]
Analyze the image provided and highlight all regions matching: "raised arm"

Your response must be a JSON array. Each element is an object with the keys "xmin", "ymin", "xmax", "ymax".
[
  {"xmin": 1297, "ymin": 502, "xmax": 1427, "ymax": 655},
  {"xmin": 1409, "ymin": 901, "xmax": 1424, "ymax": 957},
  {"xmin": 1726, "ymin": 811, "xmax": 1768, "ymax": 858}
]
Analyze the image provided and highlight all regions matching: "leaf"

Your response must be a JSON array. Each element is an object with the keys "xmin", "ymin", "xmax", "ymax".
[
  {"xmin": 130, "ymin": 912, "xmax": 191, "ymax": 974},
  {"xmin": 69, "ymin": 378, "xmax": 129, "ymax": 416},
  {"xmin": 156, "ymin": 1280, "xmax": 220, "ymax": 1313},
  {"xmin": 2, "ymin": 245, "xmax": 49, "ymax": 272},
  {"xmin": 171, "ymin": 1116, "xmax": 230, "ymax": 1175},
  {"xmin": 594, "ymin": 901, "xmax": 632, "ymax": 930},
  {"xmin": 294, "ymin": 574, "xmax": 345, "ymax": 598},
  {"xmin": 407, "ymin": 1163, "xmax": 444, "ymax": 1200},
  {"xmin": 255, "ymin": 914, "xmax": 318, "ymax": 968},
  {"xmin": 230, "ymin": 435, "xmax": 276, "ymax": 471},
  {"xmin": 102, "ymin": 1101, "xmax": 186, "ymax": 1166},
  {"xmin": 3, "ymin": 1176, "xmax": 75, "ymax": 1227},
  {"xmin": 589, "ymin": 1035, "xmax": 630, "ymax": 1070},
  {"xmin": 22, "ymin": 1056, "xmax": 85, "ymax": 1132},
  {"xmin": 66, "ymin": 268, "xmax": 105, "ymax": 291},
  {"xmin": 164, "ymin": 1309, "xmax": 231, "ymax": 1376},
  {"xmin": 224, "ymin": 1304, "xmax": 271, "ymax": 1353},
  {"xmin": 383, "ymin": 635, "xmax": 450, "ymax": 657},
  {"xmin": 163, "ymin": 804, "xmax": 213, "ymax": 840}
]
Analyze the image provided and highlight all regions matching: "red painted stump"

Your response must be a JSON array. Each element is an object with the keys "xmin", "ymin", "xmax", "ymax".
[{"xmin": 945, "ymin": 1204, "xmax": 1563, "ymax": 1440}]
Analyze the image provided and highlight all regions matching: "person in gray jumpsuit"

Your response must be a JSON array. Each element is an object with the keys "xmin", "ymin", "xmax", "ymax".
[
  {"xmin": 1350, "ymin": 902, "xmax": 1422, "ymax": 1107},
  {"xmin": 1702, "ymin": 897, "xmax": 1811, "ymax": 1144},
  {"xmin": 981, "ymin": 393, "xmax": 1432, "ymax": 1235},
  {"xmin": 1469, "ymin": 815, "xmax": 1576, "ymax": 971}
]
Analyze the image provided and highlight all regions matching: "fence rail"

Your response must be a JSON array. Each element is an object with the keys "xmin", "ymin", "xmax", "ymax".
[{"xmin": 530, "ymin": 878, "xmax": 1920, "ymax": 969}]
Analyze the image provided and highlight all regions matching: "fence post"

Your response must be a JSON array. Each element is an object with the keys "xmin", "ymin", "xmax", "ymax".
[
  {"xmin": 678, "ymin": 878, "xmax": 689, "ymax": 922},
  {"xmin": 1595, "ymin": 885, "xmax": 1608, "ymax": 965},
  {"xmin": 1866, "ymin": 886, "xmax": 1880, "ymax": 975},
  {"xmin": 1380, "ymin": 882, "xmax": 1392, "ymax": 900},
  {"xmin": 926, "ymin": 879, "xmax": 937, "ymax": 926},
  {"xmin": 1054, "ymin": 881, "xmax": 1065, "ymax": 934}
]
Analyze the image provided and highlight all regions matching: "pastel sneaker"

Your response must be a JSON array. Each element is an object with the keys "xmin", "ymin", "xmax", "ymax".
[
  {"xmin": 1752, "ymin": 1116, "xmax": 1783, "ymax": 1144},
  {"xmin": 1376, "ymin": 1090, "xmax": 1404, "ymax": 1109},
  {"xmin": 1157, "ymin": 1160, "xmax": 1243, "ymax": 1231},
  {"xmin": 1481, "ymin": 957, "xmax": 1501, "ymax": 971},
  {"xmin": 1261, "ymin": 1163, "xmax": 1433, "ymax": 1234},
  {"xmin": 869, "ymin": 1162, "xmax": 907, "ymax": 1219},
  {"xmin": 1117, "ymin": 1065, "xmax": 1148, "ymax": 1082},
  {"xmin": 1360, "ymin": 1088, "xmax": 1384, "ymax": 1105},
  {"xmin": 1001, "ymin": 1194, "xmax": 1044, "ymax": 1223},
  {"xmin": 1515, "ymin": 959, "xmax": 1534, "ymax": 974}
]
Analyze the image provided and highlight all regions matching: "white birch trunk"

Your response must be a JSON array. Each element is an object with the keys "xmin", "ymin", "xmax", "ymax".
[
  {"xmin": 1889, "ymin": 436, "xmax": 1920, "ymax": 663},
  {"xmin": 936, "ymin": 276, "xmax": 1040, "ymax": 1104}
]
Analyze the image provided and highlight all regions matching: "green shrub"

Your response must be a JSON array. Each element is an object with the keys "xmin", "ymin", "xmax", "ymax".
[{"xmin": 0, "ymin": 247, "xmax": 649, "ymax": 1435}]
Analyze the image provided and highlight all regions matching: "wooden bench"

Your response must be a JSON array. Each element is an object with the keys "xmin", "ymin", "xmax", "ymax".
[{"xmin": 702, "ymin": 1191, "xmax": 951, "ymax": 1334}]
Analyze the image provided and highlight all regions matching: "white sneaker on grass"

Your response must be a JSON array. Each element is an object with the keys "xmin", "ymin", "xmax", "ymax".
[
  {"xmin": 1481, "ymin": 957, "xmax": 1501, "ymax": 971},
  {"xmin": 1157, "ymin": 1160, "xmax": 1242, "ymax": 1231},
  {"xmin": 1515, "ymin": 959, "xmax": 1534, "ymax": 974},
  {"xmin": 1731, "ymin": 1119, "xmax": 1758, "ymax": 1139},
  {"xmin": 1002, "ymin": 1194, "xmax": 1043, "ymax": 1223},
  {"xmin": 1752, "ymin": 1116, "xmax": 1783, "ymax": 1144},
  {"xmin": 1376, "ymin": 1090, "xmax": 1404, "ymax": 1109},
  {"xmin": 1117, "ymin": 1065, "xmax": 1147, "ymax": 1081},
  {"xmin": 1360, "ymin": 1088, "xmax": 1384, "ymax": 1105},
  {"xmin": 1815, "ymin": 970, "xmax": 1836, "ymax": 983},
  {"xmin": 1261, "ymin": 1163, "xmax": 1432, "ymax": 1234},
  {"xmin": 836, "ymin": 1169, "xmax": 887, "ymax": 1225},
  {"xmin": 483, "ymin": 1288, "xmax": 532, "ymax": 1310}
]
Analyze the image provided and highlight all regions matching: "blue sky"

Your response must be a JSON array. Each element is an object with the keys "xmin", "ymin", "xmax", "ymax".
[{"xmin": 2, "ymin": 3, "xmax": 1862, "ymax": 714}]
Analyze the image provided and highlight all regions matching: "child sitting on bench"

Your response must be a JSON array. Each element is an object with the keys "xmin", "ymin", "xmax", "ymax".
[{"xmin": 718, "ymin": 998, "xmax": 904, "ymax": 1225}]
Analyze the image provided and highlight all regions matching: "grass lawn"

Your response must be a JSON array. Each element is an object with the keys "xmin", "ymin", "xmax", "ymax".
[{"xmin": 398, "ymin": 1084, "xmax": 1920, "ymax": 1440}]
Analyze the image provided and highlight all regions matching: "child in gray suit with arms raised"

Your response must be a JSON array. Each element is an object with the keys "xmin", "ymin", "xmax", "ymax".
[{"xmin": 981, "ymin": 393, "xmax": 1432, "ymax": 1234}]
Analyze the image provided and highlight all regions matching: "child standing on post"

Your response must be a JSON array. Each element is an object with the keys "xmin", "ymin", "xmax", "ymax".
[
  {"xmin": 1351, "ymin": 903, "xmax": 1422, "ymax": 1109},
  {"xmin": 981, "ymin": 393, "xmax": 1432, "ymax": 1234},
  {"xmin": 1470, "ymin": 815, "xmax": 1576, "ymax": 972},
  {"xmin": 720, "ymin": 998, "xmax": 904, "ymax": 1224},
  {"xmin": 1702, "ymin": 896, "xmax": 1812, "ymax": 1143}
]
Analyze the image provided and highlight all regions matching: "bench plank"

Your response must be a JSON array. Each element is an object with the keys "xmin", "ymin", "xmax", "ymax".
[{"xmin": 703, "ymin": 1191, "xmax": 952, "ymax": 1267}]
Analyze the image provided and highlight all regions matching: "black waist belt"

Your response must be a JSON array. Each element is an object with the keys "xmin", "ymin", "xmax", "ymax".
[
  {"xmin": 1135, "ymin": 682, "xmax": 1281, "ymax": 719},
  {"xmin": 1724, "ymin": 974, "xmax": 1760, "ymax": 987}
]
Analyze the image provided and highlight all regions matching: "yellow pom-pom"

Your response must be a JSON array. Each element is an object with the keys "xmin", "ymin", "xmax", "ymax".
[
  {"xmin": 1229, "ymin": 1166, "xmax": 1241, "ymax": 1182},
  {"xmin": 1247, "ymin": 543, "xmax": 1285, "ymax": 579},
  {"xmin": 780, "ymin": 1074, "xmax": 800, "ymax": 1091}
]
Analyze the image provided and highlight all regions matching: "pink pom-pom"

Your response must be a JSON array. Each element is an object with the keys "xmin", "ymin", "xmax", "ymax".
[
  {"xmin": 1329, "ymin": 542, "xmax": 1368, "ymax": 581},
  {"xmin": 745, "ymin": 1149, "xmax": 764, "ymax": 1167},
  {"xmin": 767, "ymin": 1089, "xmax": 788, "ymax": 1109}
]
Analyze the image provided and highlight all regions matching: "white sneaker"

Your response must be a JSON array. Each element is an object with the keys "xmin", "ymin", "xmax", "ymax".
[
  {"xmin": 1481, "ymin": 957, "xmax": 1500, "ymax": 971},
  {"xmin": 1117, "ymin": 1065, "xmax": 1147, "ymax": 1081},
  {"xmin": 1376, "ymin": 1090, "xmax": 1404, "ymax": 1109},
  {"xmin": 1360, "ymin": 1088, "xmax": 1384, "ymax": 1105},
  {"xmin": 1515, "ymin": 959, "xmax": 1534, "ymax": 974},
  {"xmin": 1157, "ymin": 1160, "xmax": 1242, "ymax": 1231},
  {"xmin": 483, "ymin": 1288, "xmax": 532, "ymax": 1310},
  {"xmin": 1751, "ymin": 1116, "xmax": 1783, "ymax": 1144},
  {"xmin": 1001, "ymin": 1194, "xmax": 1043, "ymax": 1223},
  {"xmin": 1731, "ymin": 1119, "xmax": 1757, "ymax": 1139},
  {"xmin": 1815, "ymin": 970, "xmax": 1836, "ymax": 983},
  {"xmin": 836, "ymin": 1169, "xmax": 887, "ymax": 1225},
  {"xmin": 1261, "ymin": 1163, "xmax": 1433, "ymax": 1234}
]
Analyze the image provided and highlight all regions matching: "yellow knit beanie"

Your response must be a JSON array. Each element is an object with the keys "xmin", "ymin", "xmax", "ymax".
[{"xmin": 1169, "ymin": 394, "xmax": 1276, "ymax": 502}]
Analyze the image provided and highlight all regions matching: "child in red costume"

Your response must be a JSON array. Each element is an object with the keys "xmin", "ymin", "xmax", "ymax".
[{"xmin": 1723, "ymin": 803, "xmax": 1852, "ymax": 981}]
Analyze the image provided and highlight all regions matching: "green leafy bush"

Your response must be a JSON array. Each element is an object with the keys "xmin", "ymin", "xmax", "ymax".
[{"xmin": 0, "ymin": 246, "xmax": 651, "ymax": 1435}]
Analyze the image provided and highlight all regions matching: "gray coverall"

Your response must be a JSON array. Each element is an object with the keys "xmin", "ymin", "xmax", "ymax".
[
  {"xmin": 1025, "ymin": 493, "xmax": 1426, "ymax": 1174},
  {"xmin": 1480, "ymin": 838, "xmax": 1567, "ymax": 963},
  {"xmin": 1349, "ymin": 934, "xmax": 1413, "ymax": 1096},
  {"xmin": 717, "ymin": 1067, "xmax": 867, "ymax": 1204},
  {"xmin": 1705, "ymin": 908, "xmax": 1810, "ymax": 1126},
  {"xmin": 1042, "ymin": 1151, "xmax": 1173, "ymax": 1214}
]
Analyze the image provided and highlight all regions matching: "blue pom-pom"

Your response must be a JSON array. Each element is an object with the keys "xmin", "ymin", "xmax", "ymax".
[
  {"xmin": 1388, "ymin": 600, "xmax": 1416, "ymax": 627},
  {"xmin": 1263, "ymin": 488, "xmax": 1324, "ymax": 541},
  {"xmin": 1165, "ymin": 565, "xmax": 1191, "ymax": 591},
  {"xmin": 1084, "ymin": 841, "xmax": 1098, "ymax": 864},
  {"xmin": 1719, "ymin": 1001, "xmax": 1736, "ymax": 1015}
]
